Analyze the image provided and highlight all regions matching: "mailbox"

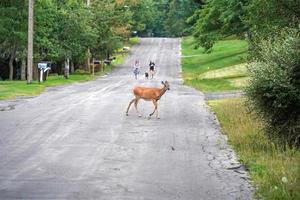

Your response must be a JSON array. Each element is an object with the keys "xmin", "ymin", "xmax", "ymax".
[
  {"xmin": 93, "ymin": 60, "xmax": 101, "ymax": 65},
  {"xmin": 38, "ymin": 62, "xmax": 52, "ymax": 82}
]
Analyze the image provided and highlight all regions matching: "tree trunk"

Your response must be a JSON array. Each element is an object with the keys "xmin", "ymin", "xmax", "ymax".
[
  {"xmin": 21, "ymin": 58, "xmax": 26, "ymax": 80},
  {"xmin": 27, "ymin": 0, "xmax": 34, "ymax": 84},
  {"xmin": 92, "ymin": 58, "xmax": 95, "ymax": 76},
  {"xmin": 64, "ymin": 58, "xmax": 70, "ymax": 79},
  {"xmin": 9, "ymin": 56, "xmax": 14, "ymax": 80},
  {"xmin": 70, "ymin": 60, "xmax": 74, "ymax": 73},
  {"xmin": 86, "ymin": 49, "xmax": 91, "ymax": 72}
]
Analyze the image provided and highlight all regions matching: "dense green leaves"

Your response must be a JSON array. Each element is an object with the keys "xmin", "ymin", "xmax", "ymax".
[
  {"xmin": 0, "ymin": 0, "xmax": 206, "ymax": 80},
  {"xmin": 0, "ymin": 0, "xmax": 141, "ymax": 79},
  {"xmin": 245, "ymin": 30, "xmax": 300, "ymax": 146},
  {"xmin": 0, "ymin": 0, "xmax": 27, "ymax": 79},
  {"xmin": 164, "ymin": 0, "xmax": 199, "ymax": 37},
  {"xmin": 189, "ymin": 0, "xmax": 300, "ymax": 147},
  {"xmin": 191, "ymin": 0, "xmax": 300, "ymax": 51},
  {"xmin": 191, "ymin": 0, "xmax": 248, "ymax": 51}
]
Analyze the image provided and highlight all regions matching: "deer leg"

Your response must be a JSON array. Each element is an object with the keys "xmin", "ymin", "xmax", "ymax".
[
  {"xmin": 134, "ymin": 98, "xmax": 142, "ymax": 117},
  {"xmin": 126, "ymin": 98, "xmax": 136, "ymax": 116},
  {"xmin": 155, "ymin": 101, "xmax": 160, "ymax": 119},
  {"xmin": 149, "ymin": 100, "xmax": 158, "ymax": 118}
]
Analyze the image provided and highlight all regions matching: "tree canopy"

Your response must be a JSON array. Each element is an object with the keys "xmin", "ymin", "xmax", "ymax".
[
  {"xmin": 190, "ymin": 0, "xmax": 300, "ymax": 51},
  {"xmin": 0, "ymin": 0, "xmax": 200, "ymax": 80}
]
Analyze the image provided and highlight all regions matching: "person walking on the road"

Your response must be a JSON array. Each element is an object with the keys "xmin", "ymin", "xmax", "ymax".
[
  {"xmin": 149, "ymin": 61, "xmax": 155, "ymax": 79},
  {"xmin": 133, "ymin": 59, "xmax": 140, "ymax": 79}
]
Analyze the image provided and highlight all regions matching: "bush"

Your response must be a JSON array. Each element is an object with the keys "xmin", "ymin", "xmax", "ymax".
[
  {"xmin": 245, "ymin": 30, "xmax": 300, "ymax": 147},
  {"xmin": 73, "ymin": 69, "xmax": 90, "ymax": 75}
]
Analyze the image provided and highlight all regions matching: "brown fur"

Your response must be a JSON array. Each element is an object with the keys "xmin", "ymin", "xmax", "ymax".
[{"xmin": 126, "ymin": 81, "xmax": 170, "ymax": 118}]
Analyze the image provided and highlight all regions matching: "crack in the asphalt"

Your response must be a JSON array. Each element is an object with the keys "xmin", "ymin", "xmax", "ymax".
[{"xmin": 0, "ymin": 105, "xmax": 15, "ymax": 111}]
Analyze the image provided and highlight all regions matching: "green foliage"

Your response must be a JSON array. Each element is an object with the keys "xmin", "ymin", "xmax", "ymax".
[
  {"xmin": 130, "ymin": 0, "xmax": 156, "ymax": 34},
  {"xmin": 191, "ymin": 0, "xmax": 248, "ymax": 51},
  {"xmin": 125, "ymin": 0, "xmax": 199, "ymax": 37},
  {"xmin": 164, "ymin": 0, "xmax": 199, "ymax": 37},
  {"xmin": 245, "ymin": 0, "xmax": 300, "ymax": 40},
  {"xmin": 35, "ymin": 0, "xmax": 96, "ymax": 62},
  {"xmin": 209, "ymin": 98, "xmax": 300, "ymax": 200},
  {"xmin": 90, "ymin": 0, "xmax": 131, "ymax": 59},
  {"xmin": 0, "ymin": 0, "xmax": 139, "ymax": 79},
  {"xmin": 245, "ymin": 30, "xmax": 300, "ymax": 147},
  {"xmin": 0, "ymin": 0, "xmax": 27, "ymax": 61},
  {"xmin": 191, "ymin": 0, "xmax": 300, "ymax": 51}
]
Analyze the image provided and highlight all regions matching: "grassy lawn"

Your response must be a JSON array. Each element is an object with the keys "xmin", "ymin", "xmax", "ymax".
[
  {"xmin": 209, "ymin": 98, "xmax": 300, "ymax": 200},
  {"xmin": 0, "ymin": 64, "xmax": 114, "ymax": 100},
  {"xmin": 0, "ymin": 37, "xmax": 140, "ymax": 100},
  {"xmin": 128, "ymin": 37, "xmax": 140, "ymax": 46},
  {"xmin": 182, "ymin": 37, "xmax": 249, "ymax": 92},
  {"xmin": 0, "ymin": 74, "xmax": 96, "ymax": 100},
  {"xmin": 185, "ymin": 76, "xmax": 248, "ymax": 92},
  {"xmin": 113, "ymin": 37, "xmax": 141, "ymax": 65}
]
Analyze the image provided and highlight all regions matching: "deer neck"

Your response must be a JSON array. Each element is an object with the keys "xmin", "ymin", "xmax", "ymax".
[{"xmin": 156, "ymin": 87, "xmax": 167, "ymax": 101}]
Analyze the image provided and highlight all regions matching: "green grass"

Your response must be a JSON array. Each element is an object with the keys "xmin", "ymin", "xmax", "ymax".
[
  {"xmin": 0, "ymin": 37, "xmax": 140, "ymax": 100},
  {"xmin": 0, "ymin": 81, "xmax": 44, "ymax": 99},
  {"xmin": 185, "ymin": 76, "xmax": 248, "ymax": 92},
  {"xmin": 209, "ymin": 98, "xmax": 300, "ymax": 200},
  {"xmin": 114, "ymin": 37, "xmax": 141, "ymax": 65},
  {"xmin": 0, "ymin": 65, "xmax": 117, "ymax": 100},
  {"xmin": 112, "ymin": 53, "xmax": 128, "ymax": 65},
  {"xmin": 0, "ymin": 74, "xmax": 95, "ymax": 100},
  {"xmin": 199, "ymin": 63, "xmax": 247, "ymax": 79},
  {"xmin": 0, "ymin": 68, "xmax": 115, "ymax": 100},
  {"xmin": 182, "ymin": 37, "xmax": 249, "ymax": 92},
  {"xmin": 128, "ymin": 37, "xmax": 140, "ymax": 46}
]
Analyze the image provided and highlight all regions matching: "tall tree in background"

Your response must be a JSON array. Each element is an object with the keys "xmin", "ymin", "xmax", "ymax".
[
  {"xmin": 0, "ymin": 0, "xmax": 202, "ymax": 80},
  {"xmin": 0, "ymin": 0, "xmax": 27, "ymax": 80},
  {"xmin": 91, "ymin": 0, "xmax": 131, "ymax": 59},
  {"xmin": 191, "ymin": 0, "xmax": 248, "ymax": 51},
  {"xmin": 244, "ymin": 0, "xmax": 300, "ymax": 59},
  {"xmin": 164, "ymin": 0, "xmax": 198, "ymax": 37},
  {"xmin": 130, "ymin": 0, "xmax": 156, "ymax": 36}
]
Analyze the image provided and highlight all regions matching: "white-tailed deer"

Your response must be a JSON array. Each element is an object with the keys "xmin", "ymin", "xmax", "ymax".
[{"xmin": 126, "ymin": 81, "xmax": 170, "ymax": 119}]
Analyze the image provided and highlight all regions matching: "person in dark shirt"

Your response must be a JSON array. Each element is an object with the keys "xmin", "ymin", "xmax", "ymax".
[{"xmin": 149, "ymin": 61, "xmax": 155, "ymax": 79}]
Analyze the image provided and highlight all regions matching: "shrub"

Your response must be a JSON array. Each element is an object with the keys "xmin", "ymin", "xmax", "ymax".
[
  {"xmin": 74, "ymin": 69, "xmax": 90, "ymax": 75},
  {"xmin": 245, "ymin": 29, "xmax": 300, "ymax": 147}
]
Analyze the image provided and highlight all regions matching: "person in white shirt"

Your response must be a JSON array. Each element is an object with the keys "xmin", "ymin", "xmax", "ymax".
[{"xmin": 133, "ymin": 59, "xmax": 140, "ymax": 79}]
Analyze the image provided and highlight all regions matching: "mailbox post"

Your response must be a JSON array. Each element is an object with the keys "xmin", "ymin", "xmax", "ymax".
[{"xmin": 37, "ymin": 62, "xmax": 51, "ymax": 83}]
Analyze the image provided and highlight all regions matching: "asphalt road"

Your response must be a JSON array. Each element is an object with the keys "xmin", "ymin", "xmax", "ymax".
[{"xmin": 0, "ymin": 38, "xmax": 253, "ymax": 199}]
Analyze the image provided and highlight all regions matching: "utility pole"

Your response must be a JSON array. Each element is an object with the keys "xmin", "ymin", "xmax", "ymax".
[
  {"xmin": 27, "ymin": 0, "xmax": 34, "ymax": 84},
  {"xmin": 86, "ymin": 0, "xmax": 91, "ymax": 73}
]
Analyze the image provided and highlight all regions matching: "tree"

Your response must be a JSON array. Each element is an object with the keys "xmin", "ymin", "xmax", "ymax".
[
  {"xmin": 129, "ymin": 0, "xmax": 156, "ymax": 36},
  {"xmin": 191, "ymin": 0, "xmax": 248, "ymax": 51},
  {"xmin": 91, "ymin": 0, "xmax": 131, "ymax": 59},
  {"xmin": 244, "ymin": 0, "xmax": 300, "ymax": 59},
  {"xmin": 35, "ymin": 0, "xmax": 96, "ymax": 78},
  {"xmin": 245, "ymin": 30, "xmax": 300, "ymax": 147},
  {"xmin": 0, "ymin": 0, "xmax": 27, "ymax": 80},
  {"xmin": 164, "ymin": 0, "xmax": 198, "ymax": 37}
]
